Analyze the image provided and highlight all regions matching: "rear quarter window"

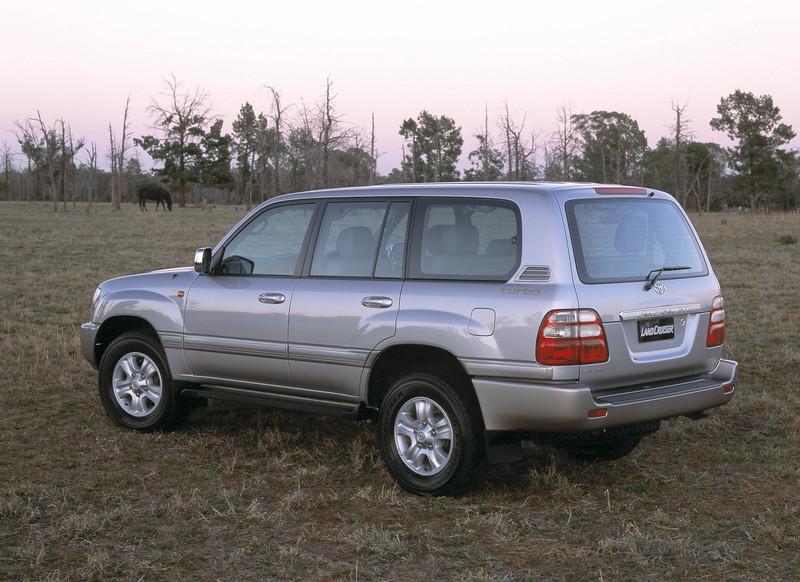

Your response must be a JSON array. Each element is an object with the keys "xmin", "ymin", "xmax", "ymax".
[
  {"xmin": 409, "ymin": 198, "xmax": 521, "ymax": 281},
  {"xmin": 566, "ymin": 198, "xmax": 707, "ymax": 284}
]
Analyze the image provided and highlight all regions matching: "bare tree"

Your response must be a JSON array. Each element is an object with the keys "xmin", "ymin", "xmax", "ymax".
[
  {"xmin": 86, "ymin": 142, "xmax": 97, "ymax": 211},
  {"xmin": 498, "ymin": 103, "xmax": 537, "ymax": 180},
  {"xmin": 671, "ymin": 100, "xmax": 692, "ymax": 206},
  {"xmin": 553, "ymin": 104, "xmax": 578, "ymax": 179},
  {"xmin": 267, "ymin": 86, "xmax": 289, "ymax": 195},
  {"xmin": 0, "ymin": 142, "xmax": 13, "ymax": 200},
  {"xmin": 108, "ymin": 96, "xmax": 132, "ymax": 211},
  {"xmin": 369, "ymin": 113, "xmax": 377, "ymax": 185}
]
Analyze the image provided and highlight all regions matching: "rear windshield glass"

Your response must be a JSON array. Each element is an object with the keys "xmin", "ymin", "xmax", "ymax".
[{"xmin": 565, "ymin": 199, "xmax": 707, "ymax": 284}]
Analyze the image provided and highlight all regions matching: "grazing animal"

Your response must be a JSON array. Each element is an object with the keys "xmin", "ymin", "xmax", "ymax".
[{"xmin": 138, "ymin": 185, "xmax": 173, "ymax": 212}]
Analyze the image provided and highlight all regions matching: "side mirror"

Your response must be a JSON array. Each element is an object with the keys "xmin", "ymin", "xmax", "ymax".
[{"xmin": 194, "ymin": 247, "xmax": 212, "ymax": 274}]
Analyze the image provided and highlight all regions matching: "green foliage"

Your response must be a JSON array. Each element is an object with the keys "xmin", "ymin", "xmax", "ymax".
[
  {"xmin": 231, "ymin": 102, "xmax": 258, "ymax": 191},
  {"xmin": 198, "ymin": 119, "xmax": 233, "ymax": 187},
  {"xmin": 710, "ymin": 90, "xmax": 796, "ymax": 209},
  {"xmin": 572, "ymin": 111, "xmax": 648, "ymax": 184},
  {"xmin": 464, "ymin": 133, "xmax": 505, "ymax": 181},
  {"xmin": 399, "ymin": 111, "xmax": 463, "ymax": 182}
]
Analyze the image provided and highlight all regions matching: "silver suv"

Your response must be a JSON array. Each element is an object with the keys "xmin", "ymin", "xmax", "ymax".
[{"xmin": 80, "ymin": 183, "xmax": 737, "ymax": 495}]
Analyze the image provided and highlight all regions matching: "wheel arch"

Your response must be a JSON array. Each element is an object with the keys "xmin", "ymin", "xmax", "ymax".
[
  {"xmin": 94, "ymin": 315, "xmax": 161, "ymax": 366},
  {"xmin": 366, "ymin": 343, "xmax": 477, "ymax": 410}
]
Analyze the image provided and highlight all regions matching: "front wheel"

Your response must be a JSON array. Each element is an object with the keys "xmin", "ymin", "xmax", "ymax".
[
  {"xmin": 98, "ymin": 331, "xmax": 191, "ymax": 431},
  {"xmin": 378, "ymin": 373, "xmax": 485, "ymax": 496}
]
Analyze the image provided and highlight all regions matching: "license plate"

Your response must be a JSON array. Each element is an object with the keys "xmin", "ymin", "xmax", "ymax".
[{"xmin": 638, "ymin": 317, "xmax": 675, "ymax": 343}]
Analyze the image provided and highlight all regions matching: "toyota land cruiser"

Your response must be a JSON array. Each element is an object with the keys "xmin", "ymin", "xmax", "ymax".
[{"xmin": 80, "ymin": 183, "xmax": 737, "ymax": 495}]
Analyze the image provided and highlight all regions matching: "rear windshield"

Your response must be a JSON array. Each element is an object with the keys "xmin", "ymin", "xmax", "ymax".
[{"xmin": 565, "ymin": 199, "xmax": 707, "ymax": 284}]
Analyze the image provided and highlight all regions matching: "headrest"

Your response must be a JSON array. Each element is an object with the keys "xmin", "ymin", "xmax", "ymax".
[
  {"xmin": 614, "ymin": 216, "xmax": 646, "ymax": 255},
  {"xmin": 424, "ymin": 224, "xmax": 449, "ymax": 255},
  {"xmin": 336, "ymin": 226, "xmax": 374, "ymax": 259},
  {"xmin": 441, "ymin": 224, "xmax": 479, "ymax": 255},
  {"xmin": 487, "ymin": 238, "xmax": 515, "ymax": 255}
]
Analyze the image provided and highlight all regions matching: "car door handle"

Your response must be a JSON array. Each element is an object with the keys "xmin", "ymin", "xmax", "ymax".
[
  {"xmin": 258, "ymin": 292, "xmax": 286, "ymax": 304},
  {"xmin": 362, "ymin": 296, "xmax": 393, "ymax": 309}
]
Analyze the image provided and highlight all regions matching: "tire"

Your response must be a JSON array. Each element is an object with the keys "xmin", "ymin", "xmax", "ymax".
[
  {"xmin": 98, "ymin": 331, "xmax": 191, "ymax": 431},
  {"xmin": 564, "ymin": 435, "xmax": 641, "ymax": 462},
  {"xmin": 378, "ymin": 372, "xmax": 486, "ymax": 496}
]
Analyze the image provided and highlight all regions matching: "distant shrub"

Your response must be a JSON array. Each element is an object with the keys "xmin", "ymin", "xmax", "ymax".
[{"xmin": 778, "ymin": 235, "xmax": 797, "ymax": 245}]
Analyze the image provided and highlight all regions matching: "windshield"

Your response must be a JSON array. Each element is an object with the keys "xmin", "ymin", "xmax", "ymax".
[{"xmin": 565, "ymin": 198, "xmax": 708, "ymax": 284}]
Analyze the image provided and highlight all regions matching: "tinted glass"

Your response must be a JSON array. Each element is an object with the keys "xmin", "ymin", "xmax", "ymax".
[
  {"xmin": 311, "ymin": 201, "xmax": 388, "ymax": 277},
  {"xmin": 374, "ymin": 202, "xmax": 410, "ymax": 278},
  {"xmin": 566, "ymin": 199, "xmax": 707, "ymax": 284},
  {"xmin": 220, "ymin": 204, "xmax": 315, "ymax": 276},
  {"xmin": 413, "ymin": 200, "xmax": 520, "ymax": 280}
]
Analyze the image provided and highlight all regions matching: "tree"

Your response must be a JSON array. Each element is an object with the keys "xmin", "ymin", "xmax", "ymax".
[
  {"xmin": 266, "ymin": 86, "xmax": 289, "ymax": 196},
  {"xmin": 497, "ymin": 103, "xmax": 537, "ymax": 180},
  {"xmin": 710, "ymin": 90, "xmax": 796, "ymax": 211},
  {"xmin": 0, "ymin": 142, "xmax": 13, "ymax": 199},
  {"xmin": 572, "ymin": 111, "xmax": 648, "ymax": 184},
  {"xmin": 135, "ymin": 75, "xmax": 212, "ymax": 207},
  {"xmin": 551, "ymin": 104, "xmax": 579, "ymax": 180},
  {"xmin": 197, "ymin": 119, "xmax": 233, "ymax": 188},
  {"xmin": 465, "ymin": 105, "xmax": 504, "ymax": 181},
  {"xmin": 108, "ymin": 96, "xmax": 131, "ymax": 211},
  {"xmin": 15, "ymin": 112, "xmax": 60, "ymax": 210},
  {"xmin": 400, "ymin": 111, "xmax": 463, "ymax": 182},
  {"xmin": 670, "ymin": 101, "xmax": 692, "ymax": 207},
  {"xmin": 369, "ymin": 113, "xmax": 378, "ymax": 184},
  {"xmin": 232, "ymin": 102, "xmax": 258, "ymax": 205},
  {"xmin": 684, "ymin": 141, "xmax": 726, "ymax": 213}
]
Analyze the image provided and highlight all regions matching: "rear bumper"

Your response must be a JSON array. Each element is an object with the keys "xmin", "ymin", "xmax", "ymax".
[
  {"xmin": 79, "ymin": 322, "xmax": 99, "ymax": 368},
  {"xmin": 473, "ymin": 359, "xmax": 737, "ymax": 432}
]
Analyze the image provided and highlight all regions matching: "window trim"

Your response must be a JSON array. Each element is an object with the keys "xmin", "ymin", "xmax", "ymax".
[
  {"xmin": 211, "ymin": 200, "xmax": 320, "ymax": 278},
  {"xmin": 406, "ymin": 197, "xmax": 522, "ymax": 282},
  {"xmin": 564, "ymin": 198, "xmax": 709, "ymax": 285},
  {"xmin": 301, "ymin": 197, "xmax": 413, "ymax": 280}
]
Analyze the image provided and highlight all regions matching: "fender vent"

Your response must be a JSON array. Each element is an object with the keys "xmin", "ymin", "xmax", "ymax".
[{"xmin": 518, "ymin": 265, "xmax": 551, "ymax": 282}]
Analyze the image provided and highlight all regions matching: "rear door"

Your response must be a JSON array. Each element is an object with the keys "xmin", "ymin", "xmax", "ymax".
[
  {"xmin": 561, "ymin": 193, "xmax": 722, "ymax": 390},
  {"xmin": 288, "ymin": 199, "xmax": 410, "ymax": 397}
]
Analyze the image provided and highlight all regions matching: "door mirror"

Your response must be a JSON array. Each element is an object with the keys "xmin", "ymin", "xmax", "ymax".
[{"xmin": 194, "ymin": 247, "xmax": 212, "ymax": 274}]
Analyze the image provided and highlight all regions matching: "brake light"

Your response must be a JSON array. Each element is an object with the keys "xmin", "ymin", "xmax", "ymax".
[
  {"xmin": 536, "ymin": 309, "xmax": 609, "ymax": 365},
  {"xmin": 594, "ymin": 187, "xmax": 647, "ymax": 195},
  {"xmin": 707, "ymin": 295, "xmax": 726, "ymax": 347}
]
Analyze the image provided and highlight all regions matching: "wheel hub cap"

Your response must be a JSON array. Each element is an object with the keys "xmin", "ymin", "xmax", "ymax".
[
  {"xmin": 394, "ymin": 397, "xmax": 454, "ymax": 476},
  {"xmin": 112, "ymin": 352, "xmax": 162, "ymax": 418}
]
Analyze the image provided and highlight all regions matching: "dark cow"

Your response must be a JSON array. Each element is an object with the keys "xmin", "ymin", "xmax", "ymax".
[{"xmin": 138, "ymin": 185, "xmax": 173, "ymax": 211}]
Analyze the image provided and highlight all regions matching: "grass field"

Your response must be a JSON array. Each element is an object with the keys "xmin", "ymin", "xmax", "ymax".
[{"xmin": 1, "ymin": 201, "xmax": 799, "ymax": 580}]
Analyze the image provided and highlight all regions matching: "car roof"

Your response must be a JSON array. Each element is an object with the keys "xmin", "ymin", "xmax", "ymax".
[{"xmin": 262, "ymin": 181, "xmax": 663, "ymax": 203}]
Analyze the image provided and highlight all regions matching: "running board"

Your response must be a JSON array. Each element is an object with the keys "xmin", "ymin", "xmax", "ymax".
[{"xmin": 181, "ymin": 385, "xmax": 364, "ymax": 418}]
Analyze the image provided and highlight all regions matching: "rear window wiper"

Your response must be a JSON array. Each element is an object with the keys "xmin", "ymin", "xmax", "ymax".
[{"xmin": 644, "ymin": 265, "xmax": 691, "ymax": 290}]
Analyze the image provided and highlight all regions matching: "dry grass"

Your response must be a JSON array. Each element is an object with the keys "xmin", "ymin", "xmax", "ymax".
[{"xmin": 1, "ymin": 202, "xmax": 799, "ymax": 580}]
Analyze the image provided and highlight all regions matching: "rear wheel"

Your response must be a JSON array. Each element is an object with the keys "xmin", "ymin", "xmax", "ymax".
[
  {"xmin": 378, "ymin": 372, "xmax": 485, "ymax": 496},
  {"xmin": 564, "ymin": 435, "xmax": 641, "ymax": 462},
  {"xmin": 98, "ymin": 331, "xmax": 192, "ymax": 431}
]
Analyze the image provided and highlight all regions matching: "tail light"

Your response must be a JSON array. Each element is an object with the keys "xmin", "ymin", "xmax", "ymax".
[
  {"xmin": 536, "ymin": 309, "xmax": 608, "ymax": 365},
  {"xmin": 706, "ymin": 296, "xmax": 726, "ymax": 347}
]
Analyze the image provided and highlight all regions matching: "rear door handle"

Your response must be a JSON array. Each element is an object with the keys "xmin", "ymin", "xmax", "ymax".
[
  {"xmin": 362, "ymin": 296, "xmax": 393, "ymax": 309},
  {"xmin": 258, "ymin": 292, "xmax": 286, "ymax": 304}
]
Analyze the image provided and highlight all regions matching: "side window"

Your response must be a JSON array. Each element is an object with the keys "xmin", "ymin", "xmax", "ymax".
[
  {"xmin": 310, "ymin": 201, "xmax": 388, "ymax": 277},
  {"xmin": 412, "ymin": 199, "xmax": 520, "ymax": 280},
  {"xmin": 220, "ymin": 204, "xmax": 315, "ymax": 276},
  {"xmin": 374, "ymin": 202, "xmax": 410, "ymax": 278}
]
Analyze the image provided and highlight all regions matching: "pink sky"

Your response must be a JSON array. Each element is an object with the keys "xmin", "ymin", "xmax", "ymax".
[{"xmin": 1, "ymin": 0, "xmax": 798, "ymax": 173}]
